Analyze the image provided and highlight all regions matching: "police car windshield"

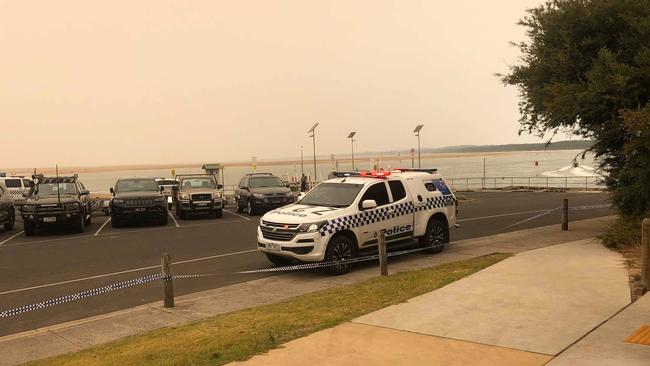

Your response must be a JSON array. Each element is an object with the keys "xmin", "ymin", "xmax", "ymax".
[
  {"xmin": 116, "ymin": 179, "xmax": 159, "ymax": 192},
  {"xmin": 35, "ymin": 183, "xmax": 77, "ymax": 196},
  {"xmin": 299, "ymin": 183, "xmax": 363, "ymax": 208},
  {"xmin": 250, "ymin": 177, "xmax": 284, "ymax": 188}
]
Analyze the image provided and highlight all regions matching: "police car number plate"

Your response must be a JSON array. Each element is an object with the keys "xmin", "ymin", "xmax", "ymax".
[
  {"xmin": 43, "ymin": 217, "xmax": 56, "ymax": 223},
  {"xmin": 267, "ymin": 243, "xmax": 280, "ymax": 250}
]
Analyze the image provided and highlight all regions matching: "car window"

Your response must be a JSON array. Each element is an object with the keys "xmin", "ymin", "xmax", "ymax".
[
  {"xmin": 424, "ymin": 182, "xmax": 437, "ymax": 192},
  {"xmin": 157, "ymin": 180, "xmax": 177, "ymax": 186},
  {"xmin": 249, "ymin": 177, "xmax": 284, "ymax": 188},
  {"xmin": 22, "ymin": 179, "xmax": 33, "ymax": 188},
  {"xmin": 388, "ymin": 180, "xmax": 407, "ymax": 201},
  {"xmin": 300, "ymin": 183, "xmax": 363, "ymax": 208},
  {"xmin": 116, "ymin": 179, "xmax": 159, "ymax": 192},
  {"xmin": 3, "ymin": 179, "xmax": 21, "ymax": 188},
  {"xmin": 359, "ymin": 182, "xmax": 390, "ymax": 209}
]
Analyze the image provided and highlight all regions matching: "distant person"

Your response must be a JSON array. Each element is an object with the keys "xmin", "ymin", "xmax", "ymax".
[{"xmin": 300, "ymin": 174, "xmax": 307, "ymax": 192}]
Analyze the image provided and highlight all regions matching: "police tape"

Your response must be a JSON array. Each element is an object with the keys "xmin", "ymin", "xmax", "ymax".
[
  {"xmin": 0, "ymin": 273, "xmax": 162, "ymax": 319},
  {"xmin": 0, "ymin": 246, "xmax": 433, "ymax": 318}
]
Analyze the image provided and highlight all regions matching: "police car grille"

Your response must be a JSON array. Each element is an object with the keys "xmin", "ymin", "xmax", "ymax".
[
  {"xmin": 192, "ymin": 194, "xmax": 211, "ymax": 200},
  {"xmin": 125, "ymin": 199, "xmax": 154, "ymax": 206},
  {"xmin": 262, "ymin": 221, "xmax": 299, "ymax": 229},
  {"xmin": 260, "ymin": 226, "xmax": 296, "ymax": 241}
]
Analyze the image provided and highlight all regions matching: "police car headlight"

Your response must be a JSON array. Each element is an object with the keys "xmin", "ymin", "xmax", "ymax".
[
  {"xmin": 298, "ymin": 221, "xmax": 327, "ymax": 233},
  {"xmin": 179, "ymin": 193, "xmax": 190, "ymax": 200}
]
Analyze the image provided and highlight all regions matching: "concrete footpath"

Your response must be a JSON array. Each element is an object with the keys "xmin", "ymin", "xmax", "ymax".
[
  {"xmin": 0, "ymin": 216, "xmax": 622, "ymax": 365},
  {"xmin": 235, "ymin": 236, "xmax": 647, "ymax": 366}
]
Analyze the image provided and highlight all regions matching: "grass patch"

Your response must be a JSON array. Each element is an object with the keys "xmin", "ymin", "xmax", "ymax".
[
  {"xmin": 601, "ymin": 216, "xmax": 643, "ymax": 249},
  {"xmin": 29, "ymin": 253, "xmax": 510, "ymax": 366}
]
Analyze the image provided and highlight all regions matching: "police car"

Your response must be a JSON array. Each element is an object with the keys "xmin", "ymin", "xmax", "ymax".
[{"xmin": 257, "ymin": 168, "xmax": 458, "ymax": 275}]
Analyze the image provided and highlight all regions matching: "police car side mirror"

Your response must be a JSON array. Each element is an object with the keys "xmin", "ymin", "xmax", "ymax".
[{"xmin": 361, "ymin": 199, "xmax": 377, "ymax": 210}]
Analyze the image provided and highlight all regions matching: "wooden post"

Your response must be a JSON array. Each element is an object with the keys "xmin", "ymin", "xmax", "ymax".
[
  {"xmin": 378, "ymin": 230, "xmax": 388, "ymax": 276},
  {"xmin": 642, "ymin": 219, "xmax": 650, "ymax": 292},
  {"xmin": 561, "ymin": 198, "xmax": 569, "ymax": 231},
  {"xmin": 161, "ymin": 253, "xmax": 174, "ymax": 308}
]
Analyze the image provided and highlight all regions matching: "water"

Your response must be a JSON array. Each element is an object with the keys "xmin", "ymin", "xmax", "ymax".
[{"xmin": 9, "ymin": 150, "xmax": 597, "ymax": 193}]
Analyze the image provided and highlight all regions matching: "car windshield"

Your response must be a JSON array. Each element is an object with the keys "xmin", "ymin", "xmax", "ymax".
[
  {"xmin": 181, "ymin": 178, "xmax": 216, "ymax": 189},
  {"xmin": 35, "ymin": 182, "xmax": 77, "ymax": 196},
  {"xmin": 116, "ymin": 179, "xmax": 159, "ymax": 192},
  {"xmin": 299, "ymin": 183, "xmax": 363, "ymax": 208},
  {"xmin": 249, "ymin": 177, "xmax": 284, "ymax": 188},
  {"xmin": 3, "ymin": 179, "xmax": 21, "ymax": 188}
]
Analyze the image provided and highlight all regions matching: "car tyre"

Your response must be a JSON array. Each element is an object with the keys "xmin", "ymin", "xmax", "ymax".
[
  {"xmin": 4, "ymin": 209, "xmax": 15, "ymax": 231},
  {"xmin": 159, "ymin": 213, "xmax": 169, "ymax": 226},
  {"xmin": 111, "ymin": 216, "xmax": 122, "ymax": 228},
  {"xmin": 246, "ymin": 199, "xmax": 256, "ymax": 216},
  {"xmin": 324, "ymin": 235, "xmax": 355, "ymax": 275},
  {"xmin": 73, "ymin": 214, "xmax": 85, "ymax": 233},
  {"xmin": 24, "ymin": 221, "xmax": 36, "ymax": 236},
  {"xmin": 420, "ymin": 218, "xmax": 448, "ymax": 254},
  {"xmin": 266, "ymin": 253, "xmax": 293, "ymax": 267}
]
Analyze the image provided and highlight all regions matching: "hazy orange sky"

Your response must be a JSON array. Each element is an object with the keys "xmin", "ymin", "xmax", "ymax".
[{"xmin": 1, "ymin": 0, "xmax": 555, "ymax": 169}]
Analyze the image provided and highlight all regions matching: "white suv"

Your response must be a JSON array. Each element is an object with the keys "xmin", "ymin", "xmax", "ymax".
[
  {"xmin": 0, "ymin": 176, "xmax": 34, "ymax": 206},
  {"xmin": 257, "ymin": 169, "xmax": 458, "ymax": 274}
]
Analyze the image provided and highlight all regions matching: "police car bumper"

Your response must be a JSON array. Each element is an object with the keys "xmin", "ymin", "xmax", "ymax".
[{"xmin": 256, "ymin": 227, "xmax": 327, "ymax": 261}]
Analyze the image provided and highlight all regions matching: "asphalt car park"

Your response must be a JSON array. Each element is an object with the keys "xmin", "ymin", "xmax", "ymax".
[{"xmin": 0, "ymin": 191, "xmax": 613, "ymax": 336}]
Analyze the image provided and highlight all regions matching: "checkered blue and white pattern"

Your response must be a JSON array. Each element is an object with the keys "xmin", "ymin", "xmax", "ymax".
[{"xmin": 319, "ymin": 194, "xmax": 454, "ymax": 237}]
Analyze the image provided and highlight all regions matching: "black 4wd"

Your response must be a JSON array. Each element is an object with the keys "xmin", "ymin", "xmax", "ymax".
[
  {"xmin": 21, "ymin": 175, "xmax": 92, "ymax": 236},
  {"xmin": 0, "ymin": 181, "xmax": 16, "ymax": 232},
  {"xmin": 235, "ymin": 173, "xmax": 294, "ymax": 215},
  {"xmin": 110, "ymin": 178, "xmax": 168, "ymax": 228}
]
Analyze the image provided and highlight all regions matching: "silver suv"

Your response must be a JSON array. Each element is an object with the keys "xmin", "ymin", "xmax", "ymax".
[{"xmin": 172, "ymin": 174, "xmax": 223, "ymax": 219}]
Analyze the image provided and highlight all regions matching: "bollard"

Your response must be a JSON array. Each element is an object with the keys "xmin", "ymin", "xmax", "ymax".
[
  {"xmin": 378, "ymin": 230, "xmax": 388, "ymax": 276},
  {"xmin": 561, "ymin": 198, "xmax": 569, "ymax": 231},
  {"xmin": 161, "ymin": 253, "xmax": 174, "ymax": 308},
  {"xmin": 642, "ymin": 219, "xmax": 650, "ymax": 292}
]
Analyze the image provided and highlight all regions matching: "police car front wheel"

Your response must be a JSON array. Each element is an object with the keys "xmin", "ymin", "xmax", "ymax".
[{"xmin": 325, "ymin": 235, "xmax": 355, "ymax": 275}]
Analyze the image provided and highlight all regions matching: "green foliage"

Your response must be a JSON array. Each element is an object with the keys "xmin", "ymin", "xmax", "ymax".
[
  {"xmin": 601, "ymin": 216, "xmax": 643, "ymax": 248},
  {"xmin": 501, "ymin": 0, "xmax": 650, "ymax": 217}
]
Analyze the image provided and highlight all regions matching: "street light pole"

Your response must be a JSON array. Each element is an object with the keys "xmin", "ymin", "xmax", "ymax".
[
  {"xmin": 308, "ymin": 123, "xmax": 319, "ymax": 184},
  {"xmin": 348, "ymin": 131, "xmax": 356, "ymax": 171},
  {"xmin": 300, "ymin": 146, "xmax": 304, "ymax": 176},
  {"xmin": 413, "ymin": 124, "xmax": 424, "ymax": 168}
]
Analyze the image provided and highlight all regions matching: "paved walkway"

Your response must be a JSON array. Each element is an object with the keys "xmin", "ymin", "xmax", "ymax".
[
  {"xmin": 0, "ymin": 216, "xmax": 616, "ymax": 365},
  {"xmin": 234, "ymin": 237, "xmax": 636, "ymax": 366}
]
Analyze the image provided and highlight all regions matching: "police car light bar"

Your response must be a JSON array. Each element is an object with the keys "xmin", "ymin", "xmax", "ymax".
[
  {"xmin": 393, "ymin": 168, "xmax": 438, "ymax": 174},
  {"xmin": 332, "ymin": 171, "xmax": 392, "ymax": 178}
]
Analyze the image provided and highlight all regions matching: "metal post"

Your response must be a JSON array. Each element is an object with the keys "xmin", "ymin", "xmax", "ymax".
[
  {"xmin": 161, "ymin": 253, "xmax": 174, "ymax": 308},
  {"xmin": 528, "ymin": 177, "xmax": 531, "ymax": 190},
  {"xmin": 585, "ymin": 176, "xmax": 588, "ymax": 190},
  {"xmin": 565, "ymin": 177, "xmax": 568, "ymax": 189},
  {"xmin": 561, "ymin": 198, "xmax": 569, "ymax": 231},
  {"xmin": 300, "ymin": 146, "xmax": 304, "ymax": 176},
  {"xmin": 378, "ymin": 230, "xmax": 388, "ymax": 276},
  {"xmin": 466, "ymin": 178, "xmax": 469, "ymax": 191},
  {"xmin": 312, "ymin": 131, "xmax": 317, "ymax": 182},
  {"xmin": 417, "ymin": 132, "xmax": 421, "ymax": 168},
  {"xmin": 642, "ymin": 219, "xmax": 650, "ymax": 292},
  {"xmin": 351, "ymin": 138, "xmax": 355, "ymax": 170}
]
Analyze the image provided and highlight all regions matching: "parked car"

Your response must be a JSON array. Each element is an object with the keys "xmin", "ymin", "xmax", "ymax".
[
  {"xmin": 155, "ymin": 178, "xmax": 178, "ymax": 210},
  {"xmin": 21, "ymin": 175, "xmax": 92, "ymax": 236},
  {"xmin": 109, "ymin": 178, "xmax": 168, "ymax": 228},
  {"xmin": 257, "ymin": 169, "xmax": 458, "ymax": 274},
  {"xmin": 0, "ymin": 176, "xmax": 33, "ymax": 206},
  {"xmin": 235, "ymin": 173, "xmax": 294, "ymax": 215},
  {"xmin": 172, "ymin": 174, "xmax": 223, "ymax": 219},
  {"xmin": 0, "ymin": 181, "xmax": 16, "ymax": 232}
]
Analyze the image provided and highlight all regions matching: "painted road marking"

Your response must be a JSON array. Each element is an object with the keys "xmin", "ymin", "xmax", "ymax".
[
  {"xmin": 169, "ymin": 211, "xmax": 180, "ymax": 228},
  {"xmin": 94, "ymin": 217, "xmax": 112, "ymax": 236},
  {"xmin": 0, "ymin": 249, "xmax": 258, "ymax": 296},
  {"xmin": 457, "ymin": 209, "xmax": 559, "ymax": 222},
  {"xmin": 0, "ymin": 231, "xmax": 24, "ymax": 246},
  {"xmin": 224, "ymin": 209, "xmax": 252, "ymax": 221}
]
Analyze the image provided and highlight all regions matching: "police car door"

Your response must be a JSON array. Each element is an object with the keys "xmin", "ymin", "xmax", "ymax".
[
  {"xmin": 404, "ymin": 177, "xmax": 449, "ymax": 237},
  {"xmin": 357, "ymin": 181, "xmax": 391, "ymax": 248},
  {"xmin": 385, "ymin": 180, "xmax": 413, "ymax": 243}
]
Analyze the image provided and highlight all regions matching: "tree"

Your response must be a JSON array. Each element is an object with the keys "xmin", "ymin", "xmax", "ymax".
[{"xmin": 500, "ymin": 0, "xmax": 650, "ymax": 217}]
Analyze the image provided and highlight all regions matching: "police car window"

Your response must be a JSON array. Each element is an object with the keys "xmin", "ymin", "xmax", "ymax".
[
  {"xmin": 22, "ymin": 179, "xmax": 33, "ymax": 188},
  {"xmin": 359, "ymin": 182, "xmax": 390, "ymax": 208},
  {"xmin": 388, "ymin": 181, "xmax": 406, "ymax": 201},
  {"xmin": 4, "ymin": 179, "xmax": 21, "ymax": 188},
  {"xmin": 424, "ymin": 182, "xmax": 437, "ymax": 192},
  {"xmin": 300, "ymin": 183, "xmax": 363, "ymax": 208}
]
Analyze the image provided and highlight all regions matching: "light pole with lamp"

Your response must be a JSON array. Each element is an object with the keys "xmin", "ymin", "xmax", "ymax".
[
  {"xmin": 413, "ymin": 124, "xmax": 424, "ymax": 168},
  {"xmin": 308, "ymin": 123, "xmax": 319, "ymax": 187},
  {"xmin": 348, "ymin": 131, "xmax": 356, "ymax": 171}
]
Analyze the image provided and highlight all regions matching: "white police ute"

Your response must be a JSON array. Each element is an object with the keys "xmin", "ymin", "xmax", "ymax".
[{"xmin": 257, "ymin": 168, "xmax": 458, "ymax": 275}]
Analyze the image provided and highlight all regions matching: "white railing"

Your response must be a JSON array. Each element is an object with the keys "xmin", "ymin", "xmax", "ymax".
[{"xmin": 447, "ymin": 176, "xmax": 603, "ymax": 191}]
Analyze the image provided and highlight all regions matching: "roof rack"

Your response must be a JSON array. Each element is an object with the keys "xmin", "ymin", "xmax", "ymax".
[
  {"xmin": 392, "ymin": 168, "xmax": 438, "ymax": 174},
  {"xmin": 174, "ymin": 174, "xmax": 214, "ymax": 178}
]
